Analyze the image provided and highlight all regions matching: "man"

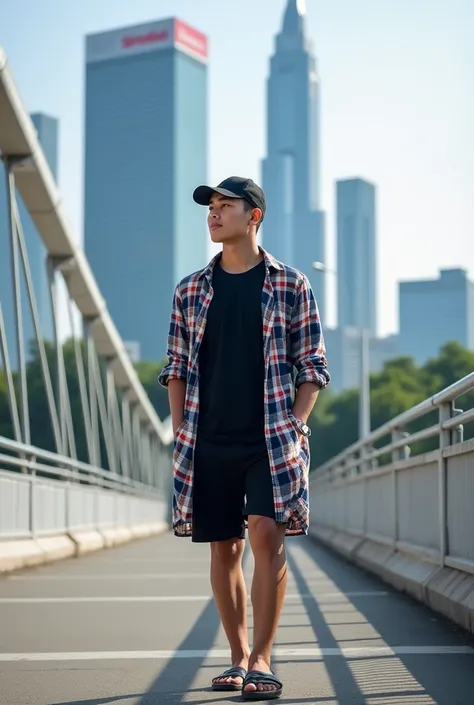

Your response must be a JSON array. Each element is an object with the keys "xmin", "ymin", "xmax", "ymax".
[{"xmin": 159, "ymin": 176, "xmax": 329, "ymax": 700}]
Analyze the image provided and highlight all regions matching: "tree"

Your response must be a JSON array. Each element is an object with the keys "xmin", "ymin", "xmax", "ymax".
[
  {"xmin": 308, "ymin": 387, "xmax": 358, "ymax": 466},
  {"xmin": 423, "ymin": 342, "xmax": 474, "ymax": 396},
  {"xmin": 0, "ymin": 370, "xmax": 14, "ymax": 440},
  {"xmin": 135, "ymin": 359, "xmax": 170, "ymax": 419},
  {"xmin": 307, "ymin": 343, "xmax": 474, "ymax": 468}
]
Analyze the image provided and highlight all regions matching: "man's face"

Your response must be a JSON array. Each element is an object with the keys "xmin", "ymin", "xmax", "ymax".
[{"xmin": 207, "ymin": 194, "xmax": 254, "ymax": 243}]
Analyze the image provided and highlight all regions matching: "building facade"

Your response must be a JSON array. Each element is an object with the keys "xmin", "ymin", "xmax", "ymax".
[
  {"xmin": 261, "ymin": 0, "xmax": 326, "ymax": 319},
  {"xmin": 84, "ymin": 18, "xmax": 208, "ymax": 362},
  {"xmin": 0, "ymin": 112, "xmax": 57, "ymax": 366},
  {"xmin": 399, "ymin": 268, "xmax": 474, "ymax": 364},
  {"xmin": 324, "ymin": 327, "xmax": 399, "ymax": 394},
  {"xmin": 336, "ymin": 177, "xmax": 377, "ymax": 337}
]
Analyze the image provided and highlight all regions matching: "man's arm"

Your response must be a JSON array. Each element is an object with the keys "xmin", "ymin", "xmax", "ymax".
[
  {"xmin": 290, "ymin": 275, "xmax": 330, "ymax": 425},
  {"xmin": 168, "ymin": 379, "xmax": 186, "ymax": 436},
  {"xmin": 292, "ymin": 382, "xmax": 320, "ymax": 425},
  {"xmin": 158, "ymin": 285, "xmax": 189, "ymax": 435}
]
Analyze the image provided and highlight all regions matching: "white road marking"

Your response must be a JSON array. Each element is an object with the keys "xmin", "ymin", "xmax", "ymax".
[
  {"xmin": 101, "ymin": 558, "xmax": 210, "ymax": 563},
  {"xmin": 7, "ymin": 571, "xmax": 337, "ymax": 581},
  {"xmin": 0, "ymin": 646, "xmax": 472, "ymax": 662},
  {"xmin": 0, "ymin": 591, "xmax": 388, "ymax": 604},
  {"xmin": 8, "ymin": 573, "xmax": 210, "ymax": 580}
]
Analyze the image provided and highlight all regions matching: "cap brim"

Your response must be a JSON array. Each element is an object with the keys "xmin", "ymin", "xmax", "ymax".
[{"xmin": 193, "ymin": 185, "xmax": 241, "ymax": 205}]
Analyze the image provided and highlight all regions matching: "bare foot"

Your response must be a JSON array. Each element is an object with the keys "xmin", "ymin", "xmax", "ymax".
[
  {"xmin": 212, "ymin": 656, "xmax": 249, "ymax": 688},
  {"xmin": 244, "ymin": 657, "xmax": 281, "ymax": 694}
]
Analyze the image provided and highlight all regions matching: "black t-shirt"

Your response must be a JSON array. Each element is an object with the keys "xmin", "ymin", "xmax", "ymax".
[{"xmin": 197, "ymin": 258, "xmax": 266, "ymax": 442}]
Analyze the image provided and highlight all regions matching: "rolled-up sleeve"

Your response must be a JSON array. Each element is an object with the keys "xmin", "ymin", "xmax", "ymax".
[
  {"xmin": 158, "ymin": 285, "xmax": 189, "ymax": 388},
  {"xmin": 290, "ymin": 275, "xmax": 330, "ymax": 390}
]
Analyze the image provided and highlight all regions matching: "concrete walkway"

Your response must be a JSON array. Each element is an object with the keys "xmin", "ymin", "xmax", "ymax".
[{"xmin": 1, "ymin": 531, "xmax": 474, "ymax": 704}]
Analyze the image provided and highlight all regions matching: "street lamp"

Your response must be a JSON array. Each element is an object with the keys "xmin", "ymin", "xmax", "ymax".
[{"xmin": 311, "ymin": 261, "xmax": 371, "ymax": 440}]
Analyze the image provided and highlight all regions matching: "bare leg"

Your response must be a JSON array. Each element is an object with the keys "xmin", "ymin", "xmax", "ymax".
[
  {"xmin": 210, "ymin": 538, "xmax": 250, "ymax": 687},
  {"xmin": 244, "ymin": 516, "xmax": 287, "ymax": 694}
]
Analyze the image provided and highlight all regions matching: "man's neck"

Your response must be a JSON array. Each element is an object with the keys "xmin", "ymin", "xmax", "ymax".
[{"xmin": 220, "ymin": 240, "xmax": 263, "ymax": 274}]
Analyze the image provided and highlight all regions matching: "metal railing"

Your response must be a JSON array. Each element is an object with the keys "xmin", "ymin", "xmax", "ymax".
[{"xmin": 310, "ymin": 372, "xmax": 474, "ymax": 574}]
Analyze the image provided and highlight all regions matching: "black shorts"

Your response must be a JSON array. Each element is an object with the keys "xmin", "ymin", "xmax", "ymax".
[{"xmin": 191, "ymin": 435, "xmax": 276, "ymax": 543}]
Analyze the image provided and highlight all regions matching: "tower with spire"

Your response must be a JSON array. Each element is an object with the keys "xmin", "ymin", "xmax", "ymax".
[{"xmin": 261, "ymin": 0, "xmax": 325, "ymax": 318}]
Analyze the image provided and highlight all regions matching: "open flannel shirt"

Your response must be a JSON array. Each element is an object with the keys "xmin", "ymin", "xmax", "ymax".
[{"xmin": 159, "ymin": 248, "xmax": 330, "ymax": 537}]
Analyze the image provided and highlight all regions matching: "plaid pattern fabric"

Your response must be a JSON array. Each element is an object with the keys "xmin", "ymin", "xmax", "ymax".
[{"xmin": 158, "ymin": 248, "xmax": 330, "ymax": 537}]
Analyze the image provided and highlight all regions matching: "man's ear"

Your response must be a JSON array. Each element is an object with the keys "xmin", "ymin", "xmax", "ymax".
[{"xmin": 251, "ymin": 208, "xmax": 263, "ymax": 226}]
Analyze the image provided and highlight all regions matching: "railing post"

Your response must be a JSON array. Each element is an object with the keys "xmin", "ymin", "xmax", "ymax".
[
  {"xmin": 390, "ymin": 429, "xmax": 409, "ymax": 548},
  {"xmin": 438, "ymin": 402, "xmax": 452, "ymax": 567},
  {"xmin": 29, "ymin": 457, "xmax": 37, "ymax": 539},
  {"xmin": 452, "ymin": 408, "xmax": 464, "ymax": 444},
  {"xmin": 391, "ymin": 430, "xmax": 399, "ymax": 547}
]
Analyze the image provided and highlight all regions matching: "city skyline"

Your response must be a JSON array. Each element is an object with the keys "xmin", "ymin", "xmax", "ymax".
[
  {"xmin": 399, "ymin": 267, "xmax": 474, "ymax": 365},
  {"xmin": 1, "ymin": 0, "xmax": 472, "ymax": 337},
  {"xmin": 262, "ymin": 0, "xmax": 326, "ymax": 320}
]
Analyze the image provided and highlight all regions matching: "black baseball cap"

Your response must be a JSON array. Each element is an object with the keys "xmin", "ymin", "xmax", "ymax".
[{"xmin": 193, "ymin": 176, "xmax": 266, "ymax": 219}]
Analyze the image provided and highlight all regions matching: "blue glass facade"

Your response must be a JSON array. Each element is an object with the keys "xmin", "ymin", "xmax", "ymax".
[
  {"xmin": 262, "ymin": 0, "xmax": 325, "ymax": 319},
  {"xmin": 336, "ymin": 178, "xmax": 377, "ymax": 336},
  {"xmin": 399, "ymin": 268, "xmax": 474, "ymax": 364},
  {"xmin": 0, "ymin": 113, "xmax": 57, "ymax": 366},
  {"xmin": 84, "ymin": 20, "xmax": 208, "ymax": 362}
]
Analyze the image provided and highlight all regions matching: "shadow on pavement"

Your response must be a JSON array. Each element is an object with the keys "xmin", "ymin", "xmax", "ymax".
[
  {"xmin": 138, "ymin": 596, "xmax": 222, "ymax": 705},
  {"xmin": 47, "ymin": 598, "xmax": 222, "ymax": 705},
  {"xmin": 285, "ymin": 550, "xmax": 367, "ymax": 703},
  {"xmin": 292, "ymin": 535, "xmax": 474, "ymax": 705}
]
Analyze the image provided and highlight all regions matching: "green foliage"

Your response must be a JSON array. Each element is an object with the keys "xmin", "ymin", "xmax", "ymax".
[
  {"xmin": 308, "ymin": 341, "xmax": 474, "ymax": 467},
  {"xmin": 0, "ymin": 338, "xmax": 169, "ymax": 465},
  {"xmin": 135, "ymin": 359, "xmax": 170, "ymax": 419},
  {"xmin": 0, "ymin": 368, "xmax": 14, "ymax": 439}
]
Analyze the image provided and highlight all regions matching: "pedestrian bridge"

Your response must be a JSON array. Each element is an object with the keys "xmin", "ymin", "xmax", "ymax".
[{"xmin": 1, "ymin": 42, "xmax": 474, "ymax": 704}]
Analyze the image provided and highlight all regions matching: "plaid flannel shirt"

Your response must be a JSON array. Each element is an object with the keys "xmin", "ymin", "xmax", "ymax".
[{"xmin": 159, "ymin": 248, "xmax": 330, "ymax": 537}]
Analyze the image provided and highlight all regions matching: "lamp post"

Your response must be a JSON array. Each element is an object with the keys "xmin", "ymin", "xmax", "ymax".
[{"xmin": 311, "ymin": 261, "xmax": 371, "ymax": 439}]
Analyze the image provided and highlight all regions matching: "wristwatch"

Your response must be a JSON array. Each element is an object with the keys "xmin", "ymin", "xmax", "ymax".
[{"xmin": 293, "ymin": 417, "xmax": 311, "ymax": 438}]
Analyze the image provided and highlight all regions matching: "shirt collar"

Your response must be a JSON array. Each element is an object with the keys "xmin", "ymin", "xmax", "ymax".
[{"xmin": 199, "ymin": 247, "xmax": 284, "ymax": 282}]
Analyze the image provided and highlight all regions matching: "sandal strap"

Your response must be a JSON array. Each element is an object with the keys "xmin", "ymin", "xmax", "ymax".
[
  {"xmin": 244, "ymin": 670, "xmax": 282, "ymax": 688},
  {"xmin": 212, "ymin": 666, "xmax": 247, "ymax": 682}
]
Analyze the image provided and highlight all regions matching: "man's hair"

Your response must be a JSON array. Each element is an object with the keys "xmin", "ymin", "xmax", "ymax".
[{"xmin": 243, "ymin": 199, "xmax": 263, "ymax": 231}]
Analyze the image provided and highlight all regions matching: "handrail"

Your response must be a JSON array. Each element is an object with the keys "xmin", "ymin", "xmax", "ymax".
[
  {"xmin": 313, "ymin": 371, "xmax": 474, "ymax": 476},
  {"xmin": 0, "ymin": 435, "xmax": 163, "ymax": 497}
]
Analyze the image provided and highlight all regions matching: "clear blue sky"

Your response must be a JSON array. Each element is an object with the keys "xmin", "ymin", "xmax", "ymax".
[{"xmin": 2, "ymin": 0, "xmax": 472, "ymax": 335}]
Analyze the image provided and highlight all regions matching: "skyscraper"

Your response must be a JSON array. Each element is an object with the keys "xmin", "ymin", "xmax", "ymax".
[
  {"xmin": 84, "ymin": 18, "xmax": 208, "ymax": 361},
  {"xmin": 336, "ymin": 178, "xmax": 377, "ymax": 335},
  {"xmin": 262, "ymin": 0, "xmax": 325, "ymax": 317},
  {"xmin": 399, "ymin": 268, "xmax": 474, "ymax": 364},
  {"xmin": 0, "ymin": 112, "xmax": 57, "ymax": 364}
]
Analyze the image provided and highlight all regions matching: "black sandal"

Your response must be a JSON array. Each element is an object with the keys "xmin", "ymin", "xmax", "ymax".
[
  {"xmin": 211, "ymin": 665, "xmax": 247, "ymax": 691},
  {"xmin": 242, "ymin": 670, "xmax": 283, "ymax": 700}
]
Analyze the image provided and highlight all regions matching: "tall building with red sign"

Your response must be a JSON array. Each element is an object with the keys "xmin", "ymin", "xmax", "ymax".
[{"xmin": 84, "ymin": 18, "xmax": 208, "ymax": 361}]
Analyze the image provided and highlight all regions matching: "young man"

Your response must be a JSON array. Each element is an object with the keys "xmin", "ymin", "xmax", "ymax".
[{"xmin": 159, "ymin": 176, "xmax": 330, "ymax": 700}]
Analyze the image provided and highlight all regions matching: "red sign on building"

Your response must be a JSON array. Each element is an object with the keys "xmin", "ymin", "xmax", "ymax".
[
  {"xmin": 122, "ymin": 30, "xmax": 169, "ymax": 49},
  {"xmin": 174, "ymin": 20, "xmax": 208, "ymax": 60}
]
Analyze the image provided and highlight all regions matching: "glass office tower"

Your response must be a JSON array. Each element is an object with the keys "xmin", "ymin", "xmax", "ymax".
[{"xmin": 84, "ymin": 18, "xmax": 208, "ymax": 361}]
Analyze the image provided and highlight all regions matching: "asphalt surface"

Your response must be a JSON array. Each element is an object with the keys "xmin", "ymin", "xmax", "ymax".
[{"xmin": 1, "ymin": 532, "xmax": 473, "ymax": 705}]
